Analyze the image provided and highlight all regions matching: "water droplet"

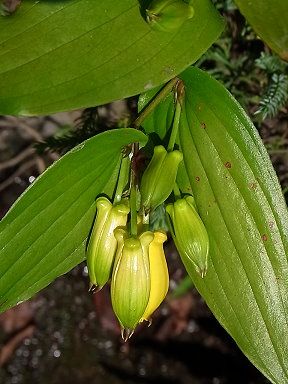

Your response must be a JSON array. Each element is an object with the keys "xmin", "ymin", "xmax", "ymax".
[
  {"xmin": 53, "ymin": 350, "xmax": 61, "ymax": 358},
  {"xmin": 29, "ymin": 176, "xmax": 35, "ymax": 183}
]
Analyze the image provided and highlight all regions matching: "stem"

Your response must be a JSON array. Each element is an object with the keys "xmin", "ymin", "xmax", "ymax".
[
  {"xmin": 167, "ymin": 80, "xmax": 185, "ymax": 151},
  {"xmin": 173, "ymin": 184, "xmax": 181, "ymax": 200},
  {"xmin": 167, "ymin": 99, "xmax": 182, "ymax": 151},
  {"xmin": 130, "ymin": 183, "xmax": 138, "ymax": 236},
  {"xmin": 114, "ymin": 155, "xmax": 130, "ymax": 204},
  {"xmin": 133, "ymin": 77, "xmax": 179, "ymax": 129},
  {"xmin": 129, "ymin": 143, "xmax": 138, "ymax": 236}
]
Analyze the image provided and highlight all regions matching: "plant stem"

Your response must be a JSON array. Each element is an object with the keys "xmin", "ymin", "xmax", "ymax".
[
  {"xmin": 167, "ymin": 99, "xmax": 182, "ymax": 151},
  {"xmin": 167, "ymin": 80, "xmax": 185, "ymax": 151},
  {"xmin": 130, "ymin": 183, "xmax": 138, "ymax": 236},
  {"xmin": 114, "ymin": 155, "xmax": 130, "ymax": 204},
  {"xmin": 173, "ymin": 184, "xmax": 181, "ymax": 199},
  {"xmin": 133, "ymin": 77, "xmax": 179, "ymax": 129},
  {"xmin": 129, "ymin": 143, "xmax": 138, "ymax": 237}
]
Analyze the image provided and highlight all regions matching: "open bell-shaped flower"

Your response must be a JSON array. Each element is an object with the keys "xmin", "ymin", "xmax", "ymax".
[
  {"xmin": 140, "ymin": 145, "xmax": 183, "ymax": 211},
  {"xmin": 141, "ymin": 231, "xmax": 169, "ymax": 323},
  {"xmin": 111, "ymin": 229, "xmax": 153, "ymax": 340},
  {"xmin": 166, "ymin": 195, "xmax": 209, "ymax": 278},
  {"xmin": 86, "ymin": 197, "xmax": 130, "ymax": 290}
]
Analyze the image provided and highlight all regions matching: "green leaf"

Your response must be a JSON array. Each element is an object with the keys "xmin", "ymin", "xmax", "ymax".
[
  {"xmin": 233, "ymin": 0, "xmax": 288, "ymax": 61},
  {"xmin": 0, "ymin": 128, "xmax": 147, "ymax": 313},
  {"xmin": 0, "ymin": 0, "xmax": 224, "ymax": 115},
  {"xmin": 139, "ymin": 67, "xmax": 288, "ymax": 383}
]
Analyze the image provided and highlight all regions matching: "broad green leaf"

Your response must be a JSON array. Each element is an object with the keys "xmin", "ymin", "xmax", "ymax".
[
  {"xmin": 233, "ymin": 0, "xmax": 288, "ymax": 61},
  {"xmin": 0, "ymin": 0, "xmax": 224, "ymax": 115},
  {"xmin": 0, "ymin": 128, "xmax": 147, "ymax": 313},
  {"xmin": 139, "ymin": 67, "xmax": 288, "ymax": 383}
]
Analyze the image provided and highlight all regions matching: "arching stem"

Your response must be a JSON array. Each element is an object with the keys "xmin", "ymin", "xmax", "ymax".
[
  {"xmin": 133, "ymin": 77, "xmax": 179, "ymax": 129},
  {"xmin": 168, "ymin": 80, "xmax": 185, "ymax": 151},
  {"xmin": 114, "ymin": 155, "xmax": 130, "ymax": 204}
]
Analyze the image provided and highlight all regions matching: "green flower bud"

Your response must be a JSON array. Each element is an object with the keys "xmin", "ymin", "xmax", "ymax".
[
  {"xmin": 111, "ymin": 230, "xmax": 153, "ymax": 340},
  {"xmin": 166, "ymin": 195, "xmax": 209, "ymax": 278},
  {"xmin": 146, "ymin": 0, "xmax": 194, "ymax": 32},
  {"xmin": 140, "ymin": 145, "xmax": 183, "ymax": 211},
  {"xmin": 87, "ymin": 197, "xmax": 130, "ymax": 290}
]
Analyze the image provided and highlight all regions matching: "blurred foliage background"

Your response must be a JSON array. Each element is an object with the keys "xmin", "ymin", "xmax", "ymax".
[{"xmin": 0, "ymin": 0, "xmax": 287, "ymax": 383}]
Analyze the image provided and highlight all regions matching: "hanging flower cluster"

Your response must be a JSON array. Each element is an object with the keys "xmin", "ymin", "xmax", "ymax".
[{"xmin": 86, "ymin": 85, "xmax": 209, "ymax": 341}]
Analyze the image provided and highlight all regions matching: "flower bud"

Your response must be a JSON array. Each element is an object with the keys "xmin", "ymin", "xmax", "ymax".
[
  {"xmin": 140, "ymin": 145, "xmax": 183, "ymax": 211},
  {"xmin": 111, "ymin": 230, "xmax": 154, "ymax": 339},
  {"xmin": 166, "ymin": 196, "xmax": 209, "ymax": 277},
  {"xmin": 86, "ymin": 197, "xmax": 130, "ymax": 289},
  {"xmin": 146, "ymin": 0, "xmax": 194, "ymax": 32},
  {"xmin": 141, "ymin": 231, "xmax": 169, "ymax": 322}
]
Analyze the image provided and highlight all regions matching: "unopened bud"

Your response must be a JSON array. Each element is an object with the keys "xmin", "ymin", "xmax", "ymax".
[
  {"xmin": 146, "ymin": 0, "xmax": 194, "ymax": 32},
  {"xmin": 140, "ymin": 145, "xmax": 183, "ymax": 211},
  {"xmin": 166, "ymin": 196, "xmax": 209, "ymax": 277},
  {"xmin": 141, "ymin": 231, "xmax": 169, "ymax": 322},
  {"xmin": 111, "ymin": 230, "xmax": 154, "ymax": 338},
  {"xmin": 86, "ymin": 197, "xmax": 130, "ymax": 289}
]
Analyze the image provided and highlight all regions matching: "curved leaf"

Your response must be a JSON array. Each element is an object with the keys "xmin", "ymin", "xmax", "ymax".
[
  {"xmin": 0, "ymin": 128, "xmax": 147, "ymax": 313},
  {"xmin": 233, "ymin": 0, "xmax": 288, "ymax": 61},
  {"xmin": 139, "ymin": 67, "xmax": 288, "ymax": 383},
  {"xmin": 0, "ymin": 0, "xmax": 224, "ymax": 115}
]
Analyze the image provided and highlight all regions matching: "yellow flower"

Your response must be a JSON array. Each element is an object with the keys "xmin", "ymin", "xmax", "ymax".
[{"xmin": 141, "ymin": 231, "xmax": 169, "ymax": 323}]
